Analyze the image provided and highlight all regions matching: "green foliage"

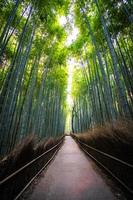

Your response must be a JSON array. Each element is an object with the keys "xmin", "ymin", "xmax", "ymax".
[
  {"xmin": 71, "ymin": 0, "xmax": 133, "ymax": 132},
  {"xmin": 0, "ymin": 0, "xmax": 70, "ymax": 155}
]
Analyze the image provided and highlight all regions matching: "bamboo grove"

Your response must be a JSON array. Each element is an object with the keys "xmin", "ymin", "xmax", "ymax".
[
  {"xmin": 71, "ymin": 0, "xmax": 133, "ymax": 132},
  {"xmin": 0, "ymin": 0, "xmax": 133, "ymax": 155},
  {"xmin": 0, "ymin": 0, "xmax": 69, "ymax": 155}
]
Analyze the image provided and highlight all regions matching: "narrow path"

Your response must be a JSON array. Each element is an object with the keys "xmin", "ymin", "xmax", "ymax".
[{"xmin": 26, "ymin": 136, "xmax": 116, "ymax": 200}]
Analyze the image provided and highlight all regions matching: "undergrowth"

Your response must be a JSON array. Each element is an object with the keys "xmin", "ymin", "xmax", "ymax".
[
  {"xmin": 72, "ymin": 119, "xmax": 133, "ymax": 199},
  {"xmin": 0, "ymin": 134, "xmax": 64, "ymax": 200}
]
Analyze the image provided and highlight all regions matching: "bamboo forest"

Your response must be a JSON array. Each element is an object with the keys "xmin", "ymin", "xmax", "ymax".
[{"xmin": 0, "ymin": 0, "xmax": 133, "ymax": 199}]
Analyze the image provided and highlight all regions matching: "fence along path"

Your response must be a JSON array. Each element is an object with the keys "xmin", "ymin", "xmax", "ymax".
[{"xmin": 25, "ymin": 136, "xmax": 116, "ymax": 200}]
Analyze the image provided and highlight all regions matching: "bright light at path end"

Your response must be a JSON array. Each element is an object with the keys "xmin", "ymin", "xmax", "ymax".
[{"xmin": 65, "ymin": 59, "xmax": 75, "ymax": 133}]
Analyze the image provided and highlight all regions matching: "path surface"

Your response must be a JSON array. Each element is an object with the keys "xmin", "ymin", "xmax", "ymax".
[{"xmin": 26, "ymin": 136, "xmax": 116, "ymax": 200}]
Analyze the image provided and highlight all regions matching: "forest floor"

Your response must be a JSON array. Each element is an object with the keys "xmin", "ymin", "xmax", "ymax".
[
  {"xmin": 22, "ymin": 136, "xmax": 123, "ymax": 200},
  {"xmin": 0, "ymin": 135, "xmax": 64, "ymax": 200}
]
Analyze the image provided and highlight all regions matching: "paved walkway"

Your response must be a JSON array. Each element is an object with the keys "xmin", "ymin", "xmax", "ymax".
[{"xmin": 26, "ymin": 136, "xmax": 116, "ymax": 200}]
